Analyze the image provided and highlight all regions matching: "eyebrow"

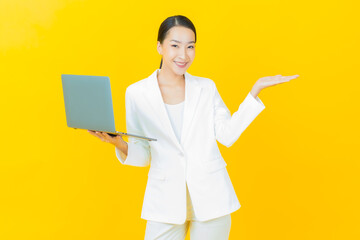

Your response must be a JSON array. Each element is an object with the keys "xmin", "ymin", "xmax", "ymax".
[{"xmin": 170, "ymin": 39, "xmax": 195, "ymax": 44}]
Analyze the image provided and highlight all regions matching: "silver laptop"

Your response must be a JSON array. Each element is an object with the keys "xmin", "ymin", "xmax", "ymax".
[{"xmin": 61, "ymin": 74, "xmax": 157, "ymax": 141}]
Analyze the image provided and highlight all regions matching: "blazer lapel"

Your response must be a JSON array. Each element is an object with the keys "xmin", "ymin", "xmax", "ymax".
[{"xmin": 144, "ymin": 69, "xmax": 202, "ymax": 152}]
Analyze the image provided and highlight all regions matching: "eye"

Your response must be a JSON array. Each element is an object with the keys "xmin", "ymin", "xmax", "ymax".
[{"xmin": 171, "ymin": 44, "xmax": 194, "ymax": 48}]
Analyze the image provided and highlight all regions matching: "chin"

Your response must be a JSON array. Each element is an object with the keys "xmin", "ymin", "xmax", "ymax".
[
  {"xmin": 174, "ymin": 68, "xmax": 187, "ymax": 75},
  {"xmin": 174, "ymin": 65, "xmax": 190, "ymax": 74}
]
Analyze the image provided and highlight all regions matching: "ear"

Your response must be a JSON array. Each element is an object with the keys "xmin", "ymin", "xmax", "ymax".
[{"xmin": 157, "ymin": 41, "xmax": 162, "ymax": 55}]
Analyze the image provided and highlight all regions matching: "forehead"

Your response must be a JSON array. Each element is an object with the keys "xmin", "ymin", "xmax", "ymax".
[{"xmin": 165, "ymin": 26, "xmax": 195, "ymax": 43}]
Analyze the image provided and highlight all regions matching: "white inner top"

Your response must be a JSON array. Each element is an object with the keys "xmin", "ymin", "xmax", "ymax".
[
  {"xmin": 164, "ymin": 101, "xmax": 198, "ymax": 220},
  {"xmin": 164, "ymin": 101, "xmax": 185, "ymax": 143}
]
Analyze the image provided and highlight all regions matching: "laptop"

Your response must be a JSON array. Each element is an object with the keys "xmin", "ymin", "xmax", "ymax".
[{"xmin": 61, "ymin": 74, "xmax": 157, "ymax": 141}]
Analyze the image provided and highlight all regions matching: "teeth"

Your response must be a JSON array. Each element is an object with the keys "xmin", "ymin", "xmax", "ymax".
[{"xmin": 176, "ymin": 62, "xmax": 186, "ymax": 65}]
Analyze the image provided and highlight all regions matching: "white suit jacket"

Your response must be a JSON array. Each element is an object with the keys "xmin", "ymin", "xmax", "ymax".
[{"xmin": 115, "ymin": 68, "xmax": 266, "ymax": 224}]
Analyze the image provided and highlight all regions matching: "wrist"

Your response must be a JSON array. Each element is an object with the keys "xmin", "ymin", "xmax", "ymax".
[
  {"xmin": 250, "ymin": 86, "xmax": 261, "ymax": 98},
  {"xmin": 115, "ymin": 141, "xmax": 127, "ymax": 150}
]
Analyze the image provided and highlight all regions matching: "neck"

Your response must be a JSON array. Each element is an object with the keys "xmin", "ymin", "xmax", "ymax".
[{"xmin": 157, "ymin": 67, "xmax": 185, "ymax": 87}]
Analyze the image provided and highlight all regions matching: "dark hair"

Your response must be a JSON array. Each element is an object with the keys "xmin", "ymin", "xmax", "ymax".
[{"xmin": 157, "ymin": 15, "xmax": 197, "ymax": 69}]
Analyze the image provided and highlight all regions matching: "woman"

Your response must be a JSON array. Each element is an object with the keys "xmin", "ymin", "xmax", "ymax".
[{"xmin": 88, "ymin": 15, "xmax": 299, "ymax": 240}]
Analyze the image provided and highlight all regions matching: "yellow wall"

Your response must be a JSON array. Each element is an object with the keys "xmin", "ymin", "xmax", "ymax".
[{"xmin": 1, "ymin": 0, "xmax": 359, "ymax": 239}]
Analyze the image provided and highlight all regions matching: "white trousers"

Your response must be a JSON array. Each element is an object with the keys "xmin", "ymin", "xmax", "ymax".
[{"xmin": 144, "ymin": 214, "xmax": 231, "ymax": 240}]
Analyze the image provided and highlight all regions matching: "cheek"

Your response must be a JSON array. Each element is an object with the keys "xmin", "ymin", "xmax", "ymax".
[
  {"xmin": 164, "ymin": 50, "xmax": 177, "ymax": 60},
  {"xmin": 188, "ymin": 50, "xmax": 195, "ymax": 59}
]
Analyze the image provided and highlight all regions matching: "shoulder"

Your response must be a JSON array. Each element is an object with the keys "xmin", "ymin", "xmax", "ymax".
[
  {"xmin": 190, "ymin": 73, "xmax": 216, "ymax": 92},
  {"xmin": 125, "ymin": 71, "xmax": 217, "ymax": 97},
  {"xmin": 125, "ymin": 76, "xmax": 148, "ymax": 98}
]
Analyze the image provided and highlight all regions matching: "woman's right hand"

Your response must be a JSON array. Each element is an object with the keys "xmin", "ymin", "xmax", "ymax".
[{"xmin": 87, "ymin": 130, "xmax": 127, "ymax": 148}]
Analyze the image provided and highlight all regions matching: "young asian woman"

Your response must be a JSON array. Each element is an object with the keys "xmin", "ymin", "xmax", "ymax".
[{"xmin": 88, "ymin": 15, "xmax": 299, "ymax": 240}]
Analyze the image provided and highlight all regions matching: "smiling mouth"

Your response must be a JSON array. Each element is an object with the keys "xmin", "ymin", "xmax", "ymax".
[{"xmin": 174, "ymin": 61, "xmax": 187, "ymax": 67}]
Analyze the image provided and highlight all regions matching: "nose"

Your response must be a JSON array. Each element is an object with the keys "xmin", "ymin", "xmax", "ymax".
[{"xmin": 178, "ymin": 47, "xmax": 187, "ymax": 60}]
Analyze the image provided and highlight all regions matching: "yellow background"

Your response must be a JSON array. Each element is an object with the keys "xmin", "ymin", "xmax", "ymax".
[{"xmin": 1, "ymin": 0, "xmax": 359, "ymax": 239}]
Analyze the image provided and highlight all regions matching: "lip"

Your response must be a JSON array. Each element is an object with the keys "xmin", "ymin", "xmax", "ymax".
[{"xmin": 174, "ymin": 61, "xmax": 187, "ymax": 68}]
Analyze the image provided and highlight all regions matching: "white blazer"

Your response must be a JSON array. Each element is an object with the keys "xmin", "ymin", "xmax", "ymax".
[{"xmin": 115, "ymin": 68, "xmax": 266, "ymax": 224}]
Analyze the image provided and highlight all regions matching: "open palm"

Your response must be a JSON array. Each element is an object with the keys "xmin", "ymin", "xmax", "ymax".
[{"xmin": 257, "ymin": 74, "xmax": 299, "ymax": 90}]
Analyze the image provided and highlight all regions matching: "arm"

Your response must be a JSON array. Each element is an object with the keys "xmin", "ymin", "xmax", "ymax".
[
  {"xmin": 213, "ymin": 81, "xmax": 266, "ymax": 148},
  {"xmin": 115, "ymin": 87, "xmax": 151, "ymax": 167}
]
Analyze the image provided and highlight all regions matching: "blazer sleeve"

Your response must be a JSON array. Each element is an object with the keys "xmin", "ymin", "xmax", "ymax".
[
  {"xmin": 115, "ymin": 87, "xmax": 151, "ymax": 167},
  {"xmin": 213, "ymin": 81, "xmax": 266, "ymax": 148}
]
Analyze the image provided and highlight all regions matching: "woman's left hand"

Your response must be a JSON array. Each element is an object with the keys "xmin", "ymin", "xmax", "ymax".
[{"xmin": 251, "ymin": 74, "xmax": 300, "ymax": 97}]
